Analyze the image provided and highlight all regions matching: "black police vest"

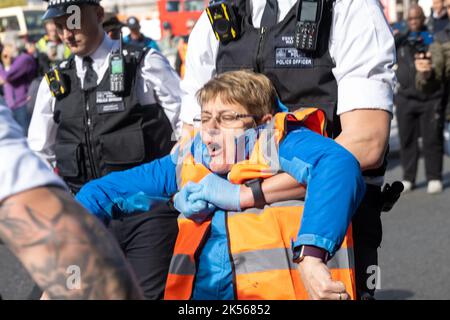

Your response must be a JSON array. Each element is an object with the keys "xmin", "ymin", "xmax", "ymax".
[
  {"xmin": 53, "ymin": 49, "xmax": 175, "ymax": 193},
  {"xmin": 216, "ymin": 0, "xmax": 388, "ymax": 177},
  {"xmin": 216, "ymin": 0, "xmax": 339, "ymax": 136}
]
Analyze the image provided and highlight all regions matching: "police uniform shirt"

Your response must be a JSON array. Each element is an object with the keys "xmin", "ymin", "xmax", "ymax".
[
  {"xmin": 0, "ymin": 104, "xmax": 66, "ymax": 202},
  {"xmin": 179, "ymin": 0, "xmax": 397, "ymax": 125},
  {"xmin": 28, "ymin": 33, "xmax": 182, "ymax": 166}
]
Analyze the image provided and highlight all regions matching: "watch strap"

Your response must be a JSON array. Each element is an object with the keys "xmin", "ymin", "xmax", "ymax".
[
  {"xmin": 294, "ymin": 245, "xmax": 329, "ymax": 263},
  {"xmin": 244, "ymin": 178, "xmax": 267, "ymax": 209}
]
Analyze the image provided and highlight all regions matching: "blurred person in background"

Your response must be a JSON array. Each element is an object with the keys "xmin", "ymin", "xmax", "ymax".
[
  {"xmin": 123, "ymin": 16, "xmax": 160, "ymax": 51},
  {"xmin": 395, "ymin": 5, "xmax": 445, "ymax": 194},
  {"xmin": 427, "ymin": 0, "xmax": 449, "ymax": 34},
  {"xmin": 0, "ymin": 33, "xmax": 37, "ymax": 134},
  {"xmin": 158, "ymin": 22, "xmax": 179, "ymax": 69},
  {"xmin": 416, "ymin": 0, "xmax": 450, "ymax": 137},
  {"xmin": 0, "ymin": 41, "xmax": 3, "ymax": 98},
  {"xmin": 175, "ymin": 19, "xmax": 196, "ymax": 79},
  {"xmin": 36, "ymin": 20, "xmax": 71, "ymax": 75},
  {"xmin": 103, "ymin": 15, "xmax": 125, "ymax": 41}
]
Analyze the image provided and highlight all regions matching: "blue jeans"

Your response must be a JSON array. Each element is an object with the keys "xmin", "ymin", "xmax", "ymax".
[{"xmin": 12, "ymin": 105, "xmax": 30, "ymax": 136}]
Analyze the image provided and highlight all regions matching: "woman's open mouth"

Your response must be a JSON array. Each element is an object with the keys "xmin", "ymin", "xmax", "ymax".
[{"xmin": 207, "ymin": 142, "xmax": 222, "ymax": 158}]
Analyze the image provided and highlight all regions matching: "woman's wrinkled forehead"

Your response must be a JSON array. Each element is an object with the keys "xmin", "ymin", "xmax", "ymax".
[{"xmin": 201, "ymin": 95, "xmax": 248, "ymax": 114}]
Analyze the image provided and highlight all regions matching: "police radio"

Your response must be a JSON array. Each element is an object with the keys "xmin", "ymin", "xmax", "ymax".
[
  {"xmin": 206, "ymin": 0, "xmax": 240, "ymax": 44},
  {"xmin": 110, "ymin": 33, "xmax": 125, "ymax": 93},
  {"xmin": 294, "ymin": 0, "xmax": 324, "ymax": 52},
  {"xmin": 45, "ymin": 68, "xmax": 67, "ymax": 98}
]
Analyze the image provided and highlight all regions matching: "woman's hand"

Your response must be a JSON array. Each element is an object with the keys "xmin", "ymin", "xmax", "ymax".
[
  {"xmin": 174, "ymin": 182, "xmax": 216, "ymax": 223},
  {"xmin": 298, "ymin": 256, "xmax": 350, "ymax": 300},
  {"xmin": 187, "ymin": 174, "xmax": 241, "ymax": 211}
]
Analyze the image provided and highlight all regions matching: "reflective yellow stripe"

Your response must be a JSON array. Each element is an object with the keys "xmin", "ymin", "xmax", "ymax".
[{"xmin": 222, "ymin": 3, "xmax": 230, "ymax": 20}]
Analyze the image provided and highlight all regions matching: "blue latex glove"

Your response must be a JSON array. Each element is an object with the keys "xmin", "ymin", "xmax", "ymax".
[
  {"xmin": 76, "ymin": 183, "xmax": 167, "ymax": 223},
  {"xmin": 187, "ymin": 174, "xmax": 241, "ymax": 212},
  {"xmin": 174, "ymin": 182, "xmax": 216, "ymax": 223}
]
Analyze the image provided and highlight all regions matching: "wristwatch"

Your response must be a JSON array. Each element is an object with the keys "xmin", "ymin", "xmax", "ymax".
[
  {"xmin": 293, "ymin": 245, "xmax": 329, "ymax": 264},
  {"xmin": 244, "ymin": 178, "xmax": 267, "ymax": 209}
]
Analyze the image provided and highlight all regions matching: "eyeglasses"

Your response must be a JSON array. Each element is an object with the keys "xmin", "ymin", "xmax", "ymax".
[{"xmin": 193, "ymin": 110, "xmax": 259, "ymax": 128}]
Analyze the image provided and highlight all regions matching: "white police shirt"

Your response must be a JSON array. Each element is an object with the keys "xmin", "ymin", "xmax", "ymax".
[
  {"xmin": 180, "ymin": 0, "xmax": 397, "ymax": 125},
  {"xmin": 28, "ymin": 33, "xmax": 182, "ymax": 166},
  {"xmin": 0, "ymin": 104, "xmax": 66, "ymax": 202}
]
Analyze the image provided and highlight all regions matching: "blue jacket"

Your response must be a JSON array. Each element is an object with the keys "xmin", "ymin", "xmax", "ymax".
[
  {"xmin": 76, "ymin": 126, "xmax": 366, "ymax": 299},
  {"xmin": 123, "ymin": 34, "xmax": 160, "ymax": 51}
]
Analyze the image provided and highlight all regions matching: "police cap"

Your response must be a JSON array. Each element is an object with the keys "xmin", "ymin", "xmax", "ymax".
[{"xmin": 42, "ymin": 0, "xmax": 101, "ymax": 21}]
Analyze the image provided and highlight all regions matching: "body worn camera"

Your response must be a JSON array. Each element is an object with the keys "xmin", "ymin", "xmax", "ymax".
[
  {"xmin": 294, "ymin": 0, "xmax": 325, "ymax": 52},
  {"xmin": 45, "ymin": 68, "xmax": 67, "ymax": 98},
  {"xmin": 110, "ymin": 33, "xmax": 125, "ymax": 93},
  {"xmin": 206, "ymin": 0, "xmax": 240, "ymax": 44},
  {"xmin": 407, "ymin": 31, "xmax": 433, "ymax": 56}
]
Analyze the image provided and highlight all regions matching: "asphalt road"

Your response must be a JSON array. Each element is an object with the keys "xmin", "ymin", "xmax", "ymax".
[{"xmin": 1, "ymin": 154, "xmax": 450, "ymax": 300}]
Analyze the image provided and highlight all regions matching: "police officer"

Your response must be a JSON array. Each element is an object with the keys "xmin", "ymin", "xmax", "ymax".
[
  {"xmin": 28, "ymin": 0, "xmax": 180, "ymax": 299},
  {"xmin": 124, "ymin": 16, "xmax": 160, "ymax": 51},
  {"xmin": 180, "ymin": 0, "xmax": 396, "ymax": 299}
]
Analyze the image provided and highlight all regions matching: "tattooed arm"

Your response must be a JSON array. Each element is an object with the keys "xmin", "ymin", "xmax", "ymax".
[{"xmin": 0, "ymin": 186, "xmax": 143, "ymax": 300}]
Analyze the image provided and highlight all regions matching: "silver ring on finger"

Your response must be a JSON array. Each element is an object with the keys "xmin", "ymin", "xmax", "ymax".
[{"xmin": 339, "ymin": 293, "xmax": 342, "ymax": 300}]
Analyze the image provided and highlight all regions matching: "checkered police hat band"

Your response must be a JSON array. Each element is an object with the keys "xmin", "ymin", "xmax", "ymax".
[{"xmin": 47, "ymin": 0, "xmax": 100, "ymax": 8}]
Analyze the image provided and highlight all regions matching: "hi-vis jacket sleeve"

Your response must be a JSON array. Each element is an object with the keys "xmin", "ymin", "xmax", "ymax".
[
  {"xmin": 75, "ymin": 152, "xmax": 178, "ymax": 222},
  {"xmin": 278, "ymin": 127, "xmax": 366, "ymax": 256}
]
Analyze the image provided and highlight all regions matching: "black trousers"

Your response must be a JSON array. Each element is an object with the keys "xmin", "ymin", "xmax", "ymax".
[
  {"xmin": 107, "ymin": 202, "xmax": 179, "ymax": 300},
  {"xmin": 395, "ymin": 96, "xmax": 444, "ymax": 182},
  {"xmin": 352, "ymin": 184, "xmax": 383, "ymax": 299}
]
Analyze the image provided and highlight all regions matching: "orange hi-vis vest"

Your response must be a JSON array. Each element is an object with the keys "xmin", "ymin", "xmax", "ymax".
[{"xmin": 164, "ymin": 108, "xmax": 356, "ymax": 300}]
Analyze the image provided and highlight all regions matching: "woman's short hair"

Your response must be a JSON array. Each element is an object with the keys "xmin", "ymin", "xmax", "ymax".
[{"xmin": 196, "ymin": 70, "xmax": 278, "ymax": 118}]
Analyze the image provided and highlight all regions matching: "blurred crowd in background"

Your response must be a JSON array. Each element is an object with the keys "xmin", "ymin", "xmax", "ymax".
[
  {"xmin": 392, "ymin": 0, "xmax": 450, "ymax": 194},
  {"xmin": 0, "ymin": 0, "xmax": 450, "ymax": 194},
  {"xmin": 0, "ymin": 12, "xmax": 195, "ymax": 134}
]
